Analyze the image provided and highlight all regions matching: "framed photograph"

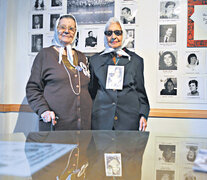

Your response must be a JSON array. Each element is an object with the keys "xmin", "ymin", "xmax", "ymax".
[
  {"xmin": 159, "ymin": 24, "xmax": 176, "ymax": 44},
  {"xmin": 32, "ymin": 14, "xmax": 43, "ymax": 29},
  {"xmin": 50, "ymin": 14, "xmax": 60, "ymax": 31},
  {"xmin": 31, "ymin": 0, "xmax": 46, "ymax": 11},
  {"xmin": 159, "ymin": 0, "xmax": 180, "ymax": 20},
  {"xmin": 159, "ymin": 50, "xmax": 177, "ymax": 70},
  {"xmin": 31, "ymin": 34, "xmax": 43, "ymax": 53}
]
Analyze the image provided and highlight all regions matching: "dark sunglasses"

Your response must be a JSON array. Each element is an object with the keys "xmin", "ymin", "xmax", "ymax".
[{"xmin": 104, "ymin": 30, "xmax": 123, "ymax": 36}]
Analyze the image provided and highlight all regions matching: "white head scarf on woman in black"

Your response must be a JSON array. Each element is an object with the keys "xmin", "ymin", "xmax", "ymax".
[
  {"xmin": 100, "ymin": 17, "xmax": 131, "ymax": 60},
  {"xmin": 52, "ymin": 14, "xmax": 78, "ymax": 66}
]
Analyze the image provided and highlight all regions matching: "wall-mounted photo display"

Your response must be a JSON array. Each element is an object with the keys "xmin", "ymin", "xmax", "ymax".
[
  {"xmin": 78, "ymin": 26, "xmax": 104, "ymax": 53},
  {"xmin": 31, "ymin": 0, "xmax": 46, "ymax": 11},
  {"xmin": 120, "ymin": 3, "xmax": 138, "ymax": 25},
  {"xmin": 183, "ymin": 50, "xmax": 207, "ymax": 74},
  {"xmin": 158, "ymin": 76, "xmax": 177, "ymax": 97},
  {"xmin": 30, "ymin": 34, "xmax": 43, "ymax": 53},
  {"xmin": 159, "ymin": 50, "xmax": 178, "ymax": 71},
  {"xmin": 159, "ymin": 24, "xmax": 177, "ymax": 44},
  {"xmin": 159, "ymin": 0, "xmax": 180, "ymax": 21},
  {"xmin": 67, "ymin": 0, "xmax": 115, "ymax": 25}
]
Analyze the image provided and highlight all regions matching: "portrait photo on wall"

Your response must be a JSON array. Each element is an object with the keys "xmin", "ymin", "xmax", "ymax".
[
  {"xmin": 184, "ymin": 50, "xmax": 207, "ymax": 74},
  {"xmin": 159, "ymin": 24, "xmax": 176, "ymax": 43},
  {"xmin": 32, "ymin": 0, "xmax": 45, "ymax": 11},
  {"xmin": 51, "ymin": 0, "xmax": 62, "ymax": 7},
  {"xmin": 32, "ymin": 14, "xmax": 43, "ymax": 29},
  {"xmin": 79, "ymin": 27, "xmax": 104, "ymax": 52},
  {"xmin": 157, "ymin": 144, "xmax": 176, "ymax": 163},
  {"xmin": 159, "ymin": 77, "xmax": 177, "ymax": 96},
  {"xmin": 159, "ymin": 50, "xmax": 177, "ymax": 70},
  {"xmin": 159, "ymin": 0, "xmax": 180, "ymax": 20},
  {"xmin": 67, "ymin": 0, "xmax": 115, "ymax": 24},
  {"xmin": 120, "ymin": 4, "xmax": 137, "ymax": 25},
  {"xmin": 182, "ymin": 169, "xmax": 200, "ymax": 180},
  {"xmin": 50, "ymin": 14, "xmax": 60, "ymax": 31},
  {"xmin": 125, "ymin": 28, "xmax": 135, "ymax": 49},
  {"xmin": 156, "ymin": 170, "xmax": 175, "ymax": 180},
  {"xmin": 184, "ymin": 78, "xmax": 201, "ymax": 98},
  {"xmin": 31, "ymin": 34, "xmax": 43, "ymax": 53},
  {"xmin": 183, "ymin": 143, "xmax": 199, "ymax": 164}
]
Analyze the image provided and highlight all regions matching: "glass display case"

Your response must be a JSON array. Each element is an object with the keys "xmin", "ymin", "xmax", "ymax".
[{"xmin": 0, "ymin": 130, "xmax": 206, "ymax": 180}]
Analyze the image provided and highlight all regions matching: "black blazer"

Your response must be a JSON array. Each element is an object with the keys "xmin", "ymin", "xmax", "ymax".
[{"xmin": 88, "ymin": 48, "xmax": 150, "ymax": 130}]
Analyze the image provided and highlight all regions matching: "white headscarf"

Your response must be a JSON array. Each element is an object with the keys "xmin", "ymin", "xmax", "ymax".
[
  {"xmin": 100, "ymin": 17, "xmax": 131, "ymax": 60},
  {"xmin": 52, "ymin": 14, "xmax": 78, "ymax": 66}
]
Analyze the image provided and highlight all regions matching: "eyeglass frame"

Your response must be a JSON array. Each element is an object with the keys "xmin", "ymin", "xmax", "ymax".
[
  {"xmin": 104, "ymin": 30, "xmax": 123, "ymax": 37},
  {"xmin": 57, "ymin": 25, "xmax": 76, "ymax": 33}
]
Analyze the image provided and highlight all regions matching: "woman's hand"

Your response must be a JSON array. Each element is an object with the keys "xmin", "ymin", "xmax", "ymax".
[
  {"xmin": 139, "ymin": 116, "xmax": 147, "ymax": 131},
  {"xmin": 41, "ymin": 111, "xmax": 57, "ymax": 125}
]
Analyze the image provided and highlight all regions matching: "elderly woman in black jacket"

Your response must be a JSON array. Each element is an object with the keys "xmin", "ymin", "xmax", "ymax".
[{"xmin": 88, "ymin": 17, "xmax": 150, "ymax": 131}]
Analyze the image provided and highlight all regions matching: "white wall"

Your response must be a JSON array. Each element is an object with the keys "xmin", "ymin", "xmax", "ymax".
[{"xmin": 0, "ymin": 0, "xmax": 206, "ymax": 135}]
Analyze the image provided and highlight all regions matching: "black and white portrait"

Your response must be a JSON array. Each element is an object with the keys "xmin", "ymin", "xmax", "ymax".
[
  {"xmin": 51, "ymin": 0, "xmax": 62, "ymax": 7},
  {"xmin": 156, "ymin": 170, "xmax": 175, "ymax": 180},
  {"xmin": 187, "ymin": 79, "xmax": 199, "ymax": 97},
  {"xmin": 126, "ymin": 29, "xmax": 135, "ymax": 49},
  {"xmin": 32, "ymin": 14, "xmax": 43, "ymax": 29},
  {"xmin": 85, "ymin": 30, "xmax": 97, "ymax": 47},
  {"xmin": 160, "ymin": 1, "xmax": 179, "ymax": 20},
  {"xmin": 104, "ymin": 153, "xmax": 122, "ymax": 177},
  {"xmin": 106, "ymin": 66, "xmax": 124, "ymax": 90},
  {"xmin": 50, "ymin": 14, "xmax": 60, "ymax": 31},
  {"xmin": 186, "ymin": 145, "xmax": 198, "ymax": 163},
  {"xmin": 33, "ymin": 0, "xmax": 45, "ymax": 10},
  {"xmin": 159, "ymin": 51, "xmax": 177, "ymax": 70},
  {"xmin": 159, "ymin": 24, "xmax": 176, "ymax": 43},
  {"xmin": 186, "ymin": 53, "xmax": 199, "ymax": 72},
  {"xmin": 160, "ymin": 78, "xmax": 177, "ymax": 96},
  {"xmin": 158, "ymin": 144, "xmax": 176, "ymax": 163},
  {"xmin": 120, "ymin": 6, "xmax": 136, "ymax": 24},
  {"xmin": 31, "ymin": 34, "xmax": 43, "ymax": 53},
  {"xmin": 67, "ymin": 0, "xmax": 114, "ymax": 24}
]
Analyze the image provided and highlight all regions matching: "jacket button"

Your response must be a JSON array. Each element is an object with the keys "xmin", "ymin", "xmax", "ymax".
[
  {"xmin": 74, "ymin": 74, "xmax": 78, "ymax": 78},
  {"xmin": 114, "ymin": 116, "xmax": 118, "ymax": 120}
]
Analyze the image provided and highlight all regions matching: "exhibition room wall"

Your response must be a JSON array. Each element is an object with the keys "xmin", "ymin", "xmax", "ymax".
[{"xmin": 0, "ymin": 0, "xmax": 206, "ymax": 136}]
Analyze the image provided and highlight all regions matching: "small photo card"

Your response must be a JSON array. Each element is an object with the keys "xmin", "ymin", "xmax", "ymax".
[
  {"xmin": 104, "ymin": 153, "xmax": 122, "ymax": 177},
  {"xmin": 106, "ymin": 65, "xmax": 124, "ymax": 90}
]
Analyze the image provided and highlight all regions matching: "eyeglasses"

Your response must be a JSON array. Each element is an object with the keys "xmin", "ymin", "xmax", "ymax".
[
  {"xmin": 104, "ymin": 30, "xmax": 123, "ymax": 36},
  {"xmin": 58, "ymin": 25, "xmax": 76, "ymax": 33}
]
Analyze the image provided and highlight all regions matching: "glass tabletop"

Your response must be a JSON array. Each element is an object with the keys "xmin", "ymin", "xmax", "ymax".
[{"xmin": 0, "ymin": 130, "xmax": 206, "ymax": 180}]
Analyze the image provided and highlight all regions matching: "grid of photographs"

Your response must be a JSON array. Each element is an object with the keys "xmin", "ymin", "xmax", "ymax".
[
  {"xmin": 28, "ymin": 0, "xmax": 139, "ymax": 56},
  {"xmin": 157, "ymin": 0, "xmax": 207, "ymax": 104},
  {"xmin": 155, "ymin": 136, "xmax": 206, "ymax": 180}
]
